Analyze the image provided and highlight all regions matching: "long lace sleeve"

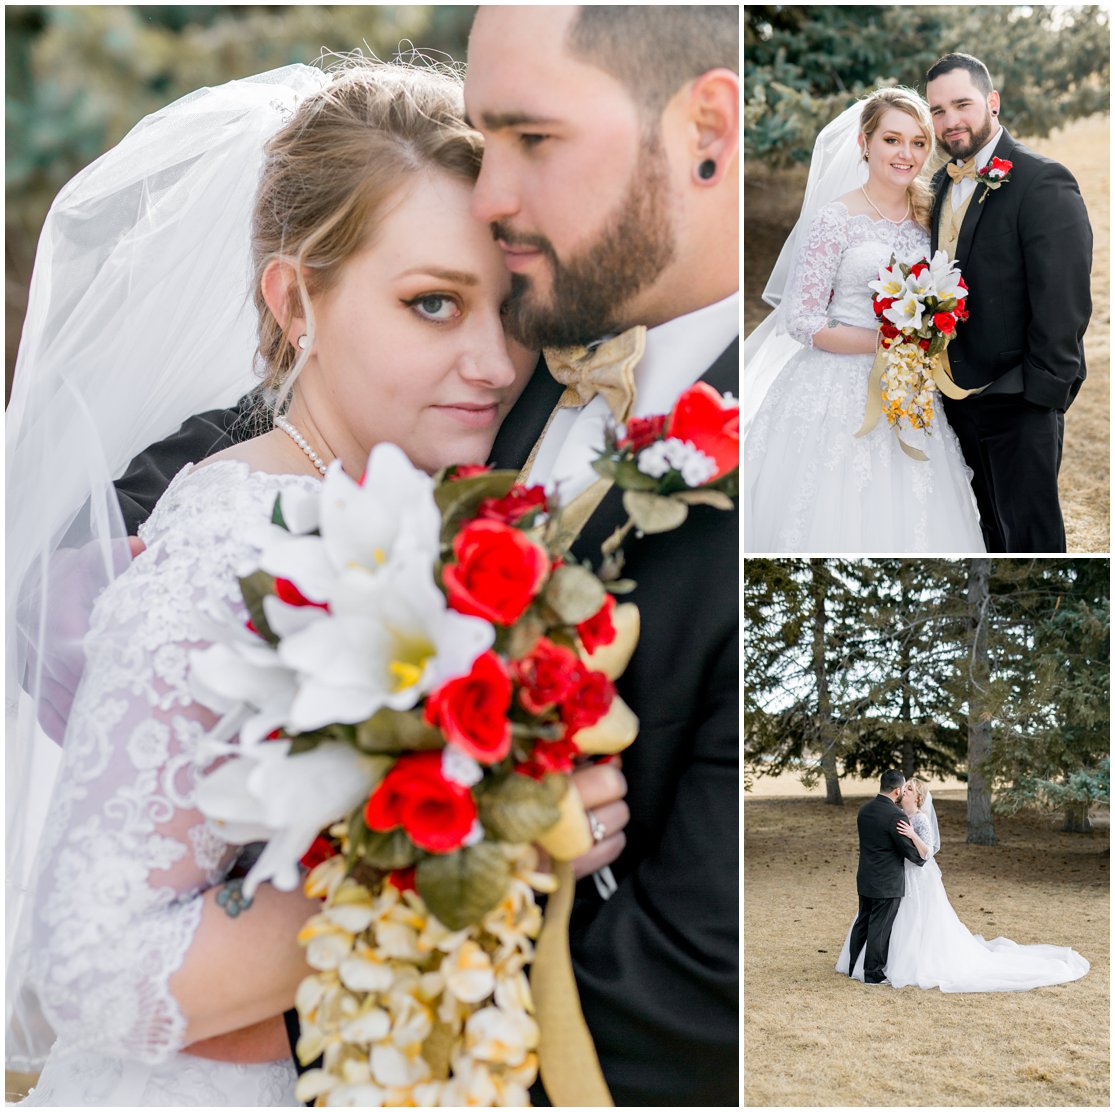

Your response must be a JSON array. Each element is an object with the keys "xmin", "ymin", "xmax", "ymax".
[
  {"xmin": 783, "ymin": 202, "xmax": 848, "ymax": 347},
  {"xmin": 27, "ymin": 462, "xmax": 313, "ymax": 1066},
  {"xmin": 911, "ymin": 811, "xmax": 935, "ymax": 858}
]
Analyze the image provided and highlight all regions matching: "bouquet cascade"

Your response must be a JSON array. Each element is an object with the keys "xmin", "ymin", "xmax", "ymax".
[
  {"xmin": 189, "ymin": 381, "xmax": 739, "ymax": 1106},
  {"xmin": 858, "ymin": 250, "xmax": 977, "ymax": 461}
]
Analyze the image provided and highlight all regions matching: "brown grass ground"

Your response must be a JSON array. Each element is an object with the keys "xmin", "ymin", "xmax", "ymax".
[
  {"xmin": 744, "ymin": 775, "xmax": 1110, "ymax": 1106},
  {"xmin": 744, "ymin": 113, "xmax": 1110, "ymax": 553}
]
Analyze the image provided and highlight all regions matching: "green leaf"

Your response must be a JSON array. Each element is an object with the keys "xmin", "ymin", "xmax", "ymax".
[
  {"xmin": 543, "ymin": 563, "xmax": 606, "ymax": 625},
  {"xmin": 355, "ymin": 708, "xmax": 445, "ymax": 753},
  {"xmin": 614, "ymin": 458, "xmax": 660, "ymax": 491},
  {"xmin": 417, "ymin": 841, "xmax": 511, "ymax": 930},
  {"xmin": 504, "ymin": 610, "xmax": 547, "ymax": 660},
  {"xmin": 675, "ymin": 488, "xmax": 737, "ymax": 511},
  {"xmin": 477, "ymin": 772, "xmax": 565, "ymax": 843},
  {"xmin": 434, "ymin": 470, "xmax": 519, "ymax": 543},
  {"xmin": 622, "ymin": 490, "xmax": 689, "ymax": 534},
  {"xmin": 239, "ymin": 571, "xmax": 279, "ymax": 645},
  {"xmin": 360, "ymin": 825, "xmax": 421, "ymax": 871},
  {"xmin": 271, "ymin": 494, "xmax": 288, "ymax": 530}
]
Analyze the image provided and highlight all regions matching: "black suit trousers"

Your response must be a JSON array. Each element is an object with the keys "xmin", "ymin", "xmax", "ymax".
[
  {"xmin": 942, "ymin": 394, "xmax": 1066, "ymax": 553},
  {"xmin": 849, "ymin": 894, "xmax": 902, "ymax": 984}
]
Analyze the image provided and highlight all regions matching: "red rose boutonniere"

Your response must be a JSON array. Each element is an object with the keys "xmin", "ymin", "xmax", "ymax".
[{"xmin": 976, "ymin": 157, "xmax": 1012, "ymax": 203}]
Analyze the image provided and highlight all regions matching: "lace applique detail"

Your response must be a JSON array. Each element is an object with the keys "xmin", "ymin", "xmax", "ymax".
[
  {"xmin": 29, "ymin": 462, "xmax": 319, "ymax": 1066},
  {"xmin": 911, "ymin": 810, "xmax": 933, "ymax": 852}
]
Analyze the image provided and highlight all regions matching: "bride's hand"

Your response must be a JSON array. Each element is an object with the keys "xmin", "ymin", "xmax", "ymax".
[{"xmin": 896, "ymin": 819, "xmax": 914, "ymax": 838}]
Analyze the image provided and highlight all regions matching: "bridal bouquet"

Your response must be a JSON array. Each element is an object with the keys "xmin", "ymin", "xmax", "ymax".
[
  {"xmin": 861, "ymin": 250, "xmax": 970, "ymax": 458},
  {"xmin": 189, "ymin": 443, "xmax": 640, "ymax": 1106}
]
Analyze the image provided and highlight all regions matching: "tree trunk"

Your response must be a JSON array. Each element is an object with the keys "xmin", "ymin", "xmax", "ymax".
[
  {"xmin": 811, "ymin": 562, "xmax": 842, "ymax": 806},
  {"xmin": 1062, "ymin": 802, "xmax": 1093, "ymax": 833},
  {"xmin": 965, "ymin": 559, "xmax": 998, "ymax": 845}
]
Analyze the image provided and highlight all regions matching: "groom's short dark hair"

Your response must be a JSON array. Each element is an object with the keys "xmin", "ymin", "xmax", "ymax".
[
  {"xmin": 566, "ymin": 6, "xmax": 739, "ymax": 119},
  {"xmin": 926, "ymin": 52, "xmax": 994, "ymax": 96},
  {"xmin": 880, "ymin": 769, "xmax": 906, "ymax": 793}
]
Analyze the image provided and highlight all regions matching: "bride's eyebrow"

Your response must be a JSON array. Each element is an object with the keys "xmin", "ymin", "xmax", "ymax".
[{"xmin": 394, "ymin": 266, "xmax": 480, "ymax": 286}]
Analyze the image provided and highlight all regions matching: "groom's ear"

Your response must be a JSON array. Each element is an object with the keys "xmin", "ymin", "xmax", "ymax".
[
  {"xmin": 679, "ymin": 68, "xmax": 739, "ymax": 186},
  {"xmin": 261, "ymin": 257, "xmax": 307, "ymax": 348},
  {"xmin": 988, "ymin": 89, "xmax": 1001, "ymax": 118}
]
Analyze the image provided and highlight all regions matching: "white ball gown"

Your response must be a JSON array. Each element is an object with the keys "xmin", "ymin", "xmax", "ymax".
[
  {"xmin": 744, "ymin": 201, "xmax": 986, "ymax": 553},
  {"xmin": 836, "ymin": 809, "xmax": 1090, "ymax": 991},
  {"xmin": 18, "ymin": 463, "xmax": 309, "ymax": 1106}
]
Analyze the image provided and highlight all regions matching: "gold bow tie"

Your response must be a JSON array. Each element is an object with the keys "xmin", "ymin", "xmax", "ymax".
[
  {"xmin": 543, "ymin": 325, "xmax": 647, "ymax": 424},
  {"xmin": 946, "ymin": 159, "xmax": 979, "ymax": 183}
]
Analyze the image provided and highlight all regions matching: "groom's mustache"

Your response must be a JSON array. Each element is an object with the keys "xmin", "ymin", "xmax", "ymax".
[{"xmin": 490, "ymin": 221, "xmax": 558, "ymax": 262}]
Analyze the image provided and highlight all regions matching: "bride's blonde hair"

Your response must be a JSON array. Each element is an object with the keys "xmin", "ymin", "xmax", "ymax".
[
  {"xmin": 907, "ymin": 777, "xmax": 929, "ymax": 809},
  {"xmin": 859, "ymin": 87, "xmax": 935, "ymax": 230}
]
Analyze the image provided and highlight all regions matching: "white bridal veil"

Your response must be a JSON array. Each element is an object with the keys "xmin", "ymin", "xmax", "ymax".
[
  {"xmin": 743, "ymin": 96, "xmax": 874, "ymax": 425},
  {"xmin": 5, "ymin": 63, "xmax": 330, "ymax": 1069}
]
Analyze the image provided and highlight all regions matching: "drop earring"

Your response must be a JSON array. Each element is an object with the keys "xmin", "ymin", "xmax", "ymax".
[{"xmin": 697, "ymin": 159, "xmax": 716, "ymax": 181}]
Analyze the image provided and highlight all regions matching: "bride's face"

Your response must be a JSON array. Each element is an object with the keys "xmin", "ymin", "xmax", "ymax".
[
  {"xmin": 864, "ymin": 108, "xmax": 930, "ymax": 194},
  {"xmin": 299, "ymin": 170, "xmax": 537, "ymax": 475},
  {"xmin": 900, "ymin": 782, "xmax": 918, "ymax": 814}
]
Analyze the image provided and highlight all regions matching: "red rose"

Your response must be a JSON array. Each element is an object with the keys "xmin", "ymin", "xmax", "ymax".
[
  {"xmin": 576, "ymin": 593, "xmax": 617, "ymax": 653},
  {"xmin": 448, "ymin": 464, "xmax": 491, "ymax": 480},
  {"xmin": 665, "ymin": 382, "xmax": 739, "ymax": 480},
  {"xmin": 424, "ymin": 650, "xmax": 512, "ymax": 764},
  {"xmin": 443, "ymin": 520, "xmax": 549, "ymax": 626},
  {"xmin": 365, "ymin": 751, "xmax": 478, "ymax": 854},
  {"xmin": 910, "ymin": 261, "xmax": 928, "ymax": 277},
  {"xmin": 387, "ymin": 866, "xmax": 418, "ymax": 894},
  {"xmin": 512, "ymin": 637, "xmax": 581, "ymax": 714},
  {"xmin": 476, "ymin": 483, "xmax": 548, "ymax": 526},
  {"xmin": 918, "ymin": 339, "xmax": 931, "ymax": 351},
  {"xmin": 618, "ymin": 413, "xmax": 667, "ymax": 453},
  {"xmin": 872, "ymin": 296, "xmax": 896, "ymax": 317},
  {"xmin": 515, "ymin": 738, "xmax": 579, "ymax": 780},
  {"xmin": 560, "ymin": 664, "xmax": 615, "ymax": 733},
  {"xmin": 274, "ymin": 577, "xmax": 329, "ymax": 611},
  {"xmin": 933, "ymin": 312, "xmax": 957, "ymax": 335},
  {"xmin": 988, "ymin": 157, "xmax": 1012, "ymax": 174},
  {"xmin": 958, "ymin": 276, "xmax": 968, "ymax": 292},
  {"xmin": 299, "ymin": 834, "xmax": 338, "ymax": 871},
  {"xmin": 879, "ymin": 321, "xmax": 900, "ymax": 340}
]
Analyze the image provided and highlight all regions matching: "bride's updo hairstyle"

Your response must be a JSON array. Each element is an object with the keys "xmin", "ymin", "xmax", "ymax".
[
  {"xmin": 251, "ymin": 59, "xmax": 482, "ymax": 410},
  {"xmin": 859, "ymin": 87, "xmax": 935, "ymax": 230}
]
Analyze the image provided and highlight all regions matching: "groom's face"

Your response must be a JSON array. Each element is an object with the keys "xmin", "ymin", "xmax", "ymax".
[
  {"xmin": 465, "ymin": 6, "xmax": 678, "ymax": 347},
  {"xmin": 926, "ymin": 68, "xmax": 1000, "ymax": 161}
]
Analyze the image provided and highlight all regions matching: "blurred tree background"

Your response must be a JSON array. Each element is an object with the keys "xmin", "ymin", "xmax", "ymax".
[
  {"xmin": 6, "ymin": 4, "xmax": 476, "ymax": 400},
  {"xmin": 744, "ymin": 4, "xmax": 1109, "ymax": 168}
]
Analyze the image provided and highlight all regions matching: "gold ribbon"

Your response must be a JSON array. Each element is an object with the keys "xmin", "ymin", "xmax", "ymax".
[
  {"xmin": 531, "ymin": 859, "xmax": 614, "ymax": 1107},
  {"xmin": 854, "ymin": 342, "xmax": 983, "ymax": 462},
  {"xmin": 518, "ymin": 326, "xmax": 647, "ymax": 483}
]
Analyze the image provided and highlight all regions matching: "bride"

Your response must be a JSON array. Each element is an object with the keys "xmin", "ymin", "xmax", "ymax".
[
  {"xmin": 744, "ymin": 87, "xmax": 986, "ymax": 553},
  {"xmin": 837, "ymin": 779, "xmax": 1090, "ymax": 991},
  {"xmin": 6, "ymin": 60, "xmax": 622, "ymax": 1105}
]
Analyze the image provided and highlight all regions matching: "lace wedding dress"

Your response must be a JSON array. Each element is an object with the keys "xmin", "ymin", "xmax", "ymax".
[
  {"xmin": 20, "ymin": 461, "xmax": 311, "ymax": 1106},
  {"xmin": 744, "ymin": 201, "xmax": 986, "ymax": 552},
  {"xmin": 836, "ymin": 810, "xmax": 1090, "ymax": 992}
]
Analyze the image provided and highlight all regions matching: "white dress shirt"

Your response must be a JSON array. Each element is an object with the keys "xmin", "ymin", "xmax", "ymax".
[
  {"xmin": 950, "ymin": 124, "xmax": 1003, "ymax": 210},
  {"xmin": 526, "ymin": 291, "xmax": 740, "ymax": 503}
]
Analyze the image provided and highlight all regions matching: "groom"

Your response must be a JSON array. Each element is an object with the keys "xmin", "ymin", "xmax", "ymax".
[
  {"xmin": 848, "ymin": 771, "xmax": 926, "ymax": 985},
  {"xmin": 925, "ymin": 52, "xmax": 1092, "ymax": 553},
  {"xmin": 114, "ymin": 6, "xmax": 739, "ymax": 1105}
]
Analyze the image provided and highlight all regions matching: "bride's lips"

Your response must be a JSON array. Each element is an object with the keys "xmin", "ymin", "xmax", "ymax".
[{"xmin": 432, "ymin": 402, "xmax": 501, "ymax": 428}]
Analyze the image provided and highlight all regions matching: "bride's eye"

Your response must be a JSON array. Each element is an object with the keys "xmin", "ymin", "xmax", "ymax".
[{"xmin": 405, "ymin": 294, "xmax": 461, "ymax": 323}]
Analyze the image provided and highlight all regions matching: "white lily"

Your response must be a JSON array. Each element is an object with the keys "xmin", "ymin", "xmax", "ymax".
[
  {"xmin": 278, "ymin": 560, "xmax": 493, "ymax": 732},
  {"xmin": 868, "ymin": 265, "xmax": 905, "ymax": 299},
  {"xmin": 882, "ymin": 291, "xmax": 926, "ymax": 331},
  {"xmin": 926, "ymin": 249, "xmax": 965, "ymax": 301},
  {"xmin": 194, "ymin": 740, "xmax": 385, "ymax": 897}
]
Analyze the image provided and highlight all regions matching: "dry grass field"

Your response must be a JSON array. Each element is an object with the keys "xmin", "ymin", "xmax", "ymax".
[
  {"xmin": 744, "ymin": 775, "xmax": 1110, "ymax": 1106},
  {"xmin": 744, "ymin": 113, "xmax": 1110, "ymax": 552}
]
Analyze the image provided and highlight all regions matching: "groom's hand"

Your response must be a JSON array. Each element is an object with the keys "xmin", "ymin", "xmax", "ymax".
[{"xmin": 555, "ymin": 759, "xmax": 629, "ymax": 879}]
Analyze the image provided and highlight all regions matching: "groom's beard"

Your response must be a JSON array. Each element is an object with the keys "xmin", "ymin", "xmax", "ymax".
[
  {"xmin": 937, "ymin": 106, "xmax": 997, "ymax": 161},
  {"xmin": 496, "ymin": 135, "xmax": 677, "ymax": 348}
]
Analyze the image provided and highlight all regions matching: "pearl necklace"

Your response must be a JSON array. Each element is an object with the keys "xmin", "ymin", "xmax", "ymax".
[
  {"xmin": 274, "ymin": 415, "xmax": 329, "ymax": 476},
  {"xmin": 860, "ymin": 184, "xmax": 911, "ymax": 225}
]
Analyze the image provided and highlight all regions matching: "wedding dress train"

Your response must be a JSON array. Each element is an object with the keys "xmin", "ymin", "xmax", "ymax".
[
  {"xmin": 19, "ymin": 462, "xmax": 308, "ymax": 1106},
  {"xmin": 836, "ymin": 810, "xmax": 1089, "ymax": 992}
]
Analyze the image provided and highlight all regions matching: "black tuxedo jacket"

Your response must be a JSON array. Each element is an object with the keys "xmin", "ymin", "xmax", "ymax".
[
  {"xmin": 856, "ymin": 794, "xmax": 924, "ymax": 898},
  {"xmin": 929, "ymin": 128, "xmax": 1092, "ymax": 410},
  {"xmin": 114, "ymin": 339, "xmax": 740, "ymax": 1107}
]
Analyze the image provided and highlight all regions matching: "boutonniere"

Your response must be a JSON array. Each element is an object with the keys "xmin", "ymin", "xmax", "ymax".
[
  {"xmin": 590, "ymin": 382, "xmax": 738, "ymax": 574},
  {"xmin": 976, "ymin": 157, "xmax": 1013, "ymax": 203}
]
